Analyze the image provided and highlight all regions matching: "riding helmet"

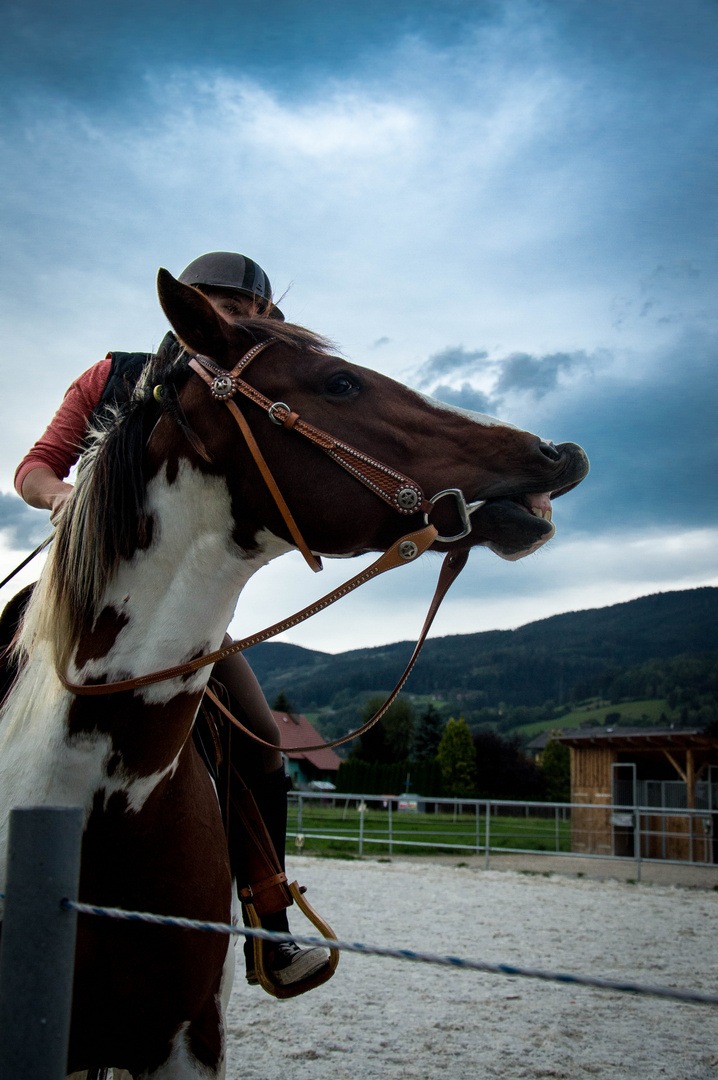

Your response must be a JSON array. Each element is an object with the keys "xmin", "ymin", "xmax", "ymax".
[{"xmin": 178, "ymin": 251, "xmax": 283, "ymax": 319}]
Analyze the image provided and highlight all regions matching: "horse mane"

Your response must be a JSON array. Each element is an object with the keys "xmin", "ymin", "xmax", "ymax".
[
  {"xmin": 227, "ymin": 317, "xmax": 334, "ymax": 354},
  {"xmin": 18, "ymin": 320, "xmax": 333, "ymax": 674}
]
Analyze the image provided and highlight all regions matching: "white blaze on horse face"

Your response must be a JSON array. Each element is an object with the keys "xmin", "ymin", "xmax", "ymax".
[{"xmin": 414, "ymin": 389, "xmax": 520, "ymax": 430}]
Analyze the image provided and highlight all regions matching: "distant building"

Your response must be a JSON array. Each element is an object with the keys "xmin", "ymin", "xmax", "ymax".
[
  {"xmin": 529, "ymin": 727, "xmax": 718, "ymax": 863},
  {"xmin": 274, "ymin": 710, "xmax": 341, "ymax": 790}
]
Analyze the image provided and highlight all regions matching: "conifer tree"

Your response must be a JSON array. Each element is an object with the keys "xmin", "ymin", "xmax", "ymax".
[
  {"xmin": 541, "ymin": 738, "xmax": 571, "ymax": 802},
  {"xmin": 351, "ymin": 696, "xmax": 415, "ymax": 763},
  {"xmin": 410, "ymin": 703, "xmax": 445, "ymax": 761},
  {"xmin": 272, "ymin": 690, "xmax": 295, "ymax": 714},
  {"xmin": 437, "ymin": 716, "xmax": 476, "ymax": 797}
]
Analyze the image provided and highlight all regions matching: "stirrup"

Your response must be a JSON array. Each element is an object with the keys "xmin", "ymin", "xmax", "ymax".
[{"xmin": 244, "ymin": 881, "xmax": 339, "ymax": 999}]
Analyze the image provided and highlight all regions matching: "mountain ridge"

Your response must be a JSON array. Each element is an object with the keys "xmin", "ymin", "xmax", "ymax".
[{"xmin": 245, "ymin": 587, "xmax": 717, "ymax": 714}]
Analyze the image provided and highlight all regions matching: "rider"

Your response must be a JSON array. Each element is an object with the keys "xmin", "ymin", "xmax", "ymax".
[{"xmin": 13, "ymin": 251, "xmax": 329, "ymax": 990}]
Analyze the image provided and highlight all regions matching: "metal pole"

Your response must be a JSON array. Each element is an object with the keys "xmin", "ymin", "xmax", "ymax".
[
  {"xmin": 0, "ymin": 805, "xmax": 83, "ymax": 1080},
  {"xmin": 555, "ymin": 805, "xmax": 560, "ymax": 852},
  {"xmin": 297, "ymin": 794, "xmax": 303, "ymax": 835},
  {"xmin": 388, "ymin": 800, "xmax": 393, "ymax": 856},
  {"xmin": 476, "ymin": 802, "xmax": 480, "ymax": 856},
  {"xmin": 484, "ymin": 802, "xmax": 491, "ymax": 870},
  {"xmin": 359, "ymin": 802, "xmax": 365, "ymax": 856}
]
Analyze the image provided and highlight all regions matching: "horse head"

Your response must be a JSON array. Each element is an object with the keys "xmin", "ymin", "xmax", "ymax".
[{"xmin": 157, "ymin": 269, "xmax": 589, "ymax": 565}]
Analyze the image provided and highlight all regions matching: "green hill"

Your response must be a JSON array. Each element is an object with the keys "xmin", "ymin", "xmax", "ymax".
[{"xmin": 246, "ymin": 589, "xmax": 717, "ymax": 730}]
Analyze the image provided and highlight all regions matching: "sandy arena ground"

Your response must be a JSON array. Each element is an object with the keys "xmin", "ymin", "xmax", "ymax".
[{"xmin": 225, "ymin": 855, "xmax": 718, "ymax": 1080}]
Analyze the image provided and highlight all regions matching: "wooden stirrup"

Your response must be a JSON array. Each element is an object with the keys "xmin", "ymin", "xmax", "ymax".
[{"xmin": 244, "ymin": 882, "xmax": 339, "ymax": 1000}]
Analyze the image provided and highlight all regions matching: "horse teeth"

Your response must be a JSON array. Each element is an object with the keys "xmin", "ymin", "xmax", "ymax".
[{"xmin": 531, "ymin": 507, "xmax": 552, "ymax": 521}]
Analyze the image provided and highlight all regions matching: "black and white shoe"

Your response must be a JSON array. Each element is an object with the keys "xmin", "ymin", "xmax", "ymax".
[{"xmin": 246, "ymin": 941, "xmax": 330, "ymax": 987}]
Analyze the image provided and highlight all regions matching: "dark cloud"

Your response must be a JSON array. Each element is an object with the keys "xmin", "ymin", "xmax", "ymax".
[
  {"xmin": 530, "ymin": 328, "xmax": 718, "ymax": 535},
  {"xmin": 495, "ymin": 351, "xmax": 592, "ymax": 399},
  {"xmin": 416, "ymin": 348, "xmax": 595, "ymax": 404},
  {"xmin": 0, "ymin": 494, "xmax": 51, "ymax": 551},
  {"xmin": 417, "ymin": 329, "xmax": 716, "ymax": 540},
  {"xmin": 416, "ymin": 346, "xmax": 490, "ymax": 388},
  {"xmin": 0, "ymin": 0, "xmax": 495, "ymax": 107},
  {"xmin": 431, "ymin": 382, "xmax": 497, "ymax": 415}
]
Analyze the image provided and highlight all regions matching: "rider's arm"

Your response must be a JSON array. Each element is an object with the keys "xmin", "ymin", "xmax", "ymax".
[
  {"xmin": 14, "ymin": 359, "xmax": 112, "ymax": 517},
  {"xmin": 20, "ymin": 467, "xmax": 74, "ymax": 518}
]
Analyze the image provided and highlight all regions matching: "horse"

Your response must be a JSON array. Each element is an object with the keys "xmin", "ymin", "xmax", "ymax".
[{"xmin": 0, "ymin": 269, "xmax": 589, "ymax": 1078}]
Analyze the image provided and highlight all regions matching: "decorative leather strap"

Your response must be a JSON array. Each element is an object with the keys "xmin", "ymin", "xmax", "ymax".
[
  {"xmin": 204, "ymin": 546, "xmax": 468, "ymax": 753},
  {"xmin": 59, "ymin": 525, "xmax": 439, "ymax": 697},
  {"xmin": 191, "ymin": 348, "xmax": 432, "ymax": 518}
]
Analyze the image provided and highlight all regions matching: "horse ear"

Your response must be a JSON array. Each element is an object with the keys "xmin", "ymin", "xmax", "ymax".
[{"xmin": 157, "ymin": 268, "xmax": 229, "ymax": 362}]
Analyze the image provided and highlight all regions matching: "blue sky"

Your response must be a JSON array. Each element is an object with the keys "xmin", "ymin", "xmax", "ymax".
[{"xmin": 1, "ymin": 0, "xmax": 716, "ymax": 651}]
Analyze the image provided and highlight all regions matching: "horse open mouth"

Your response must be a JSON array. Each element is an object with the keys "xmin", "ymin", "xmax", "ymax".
[
  {"xmin": 472, "ymin": 468, "xmax": 588, "ymax": 561},
  {"xmin": 503, "ymin": 474, "xmax": 585, "ymax": 526}
]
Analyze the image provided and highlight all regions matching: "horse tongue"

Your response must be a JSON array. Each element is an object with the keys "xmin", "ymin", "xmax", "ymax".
[{"xmin": 529, "ymin": 492, "xmax": 552, "ymax": 520}]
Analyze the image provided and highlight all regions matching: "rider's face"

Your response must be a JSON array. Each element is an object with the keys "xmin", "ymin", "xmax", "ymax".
[{"xmin": 204, "ymin": 290, "xmax": 256, "ymax": 321}]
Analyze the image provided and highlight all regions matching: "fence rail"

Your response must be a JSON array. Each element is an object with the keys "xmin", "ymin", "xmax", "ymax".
[{"xmin": 288, "ymin": 791, "xmax": 718, "ymax": 876}]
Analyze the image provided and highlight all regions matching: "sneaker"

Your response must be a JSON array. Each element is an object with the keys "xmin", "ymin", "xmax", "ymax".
[{"xmin": 246, "ymin": 941, "xmax": 330, "ymax": 987}]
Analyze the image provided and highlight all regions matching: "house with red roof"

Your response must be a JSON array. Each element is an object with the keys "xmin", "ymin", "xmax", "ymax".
[{"xmin": 273, "ymin": 710, "xmax": 342, "ymax": 790}]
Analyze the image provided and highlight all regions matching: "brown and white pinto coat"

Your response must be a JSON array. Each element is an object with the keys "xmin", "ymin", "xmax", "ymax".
[{"xmin": 0, "ymin": 272, "xmax": 588, "ymax": 1077}]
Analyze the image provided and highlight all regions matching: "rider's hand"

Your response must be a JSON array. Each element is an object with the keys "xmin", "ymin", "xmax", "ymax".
[{"xmin": 49, "ymin": 489, "xmax": 72, "ymax": 525}]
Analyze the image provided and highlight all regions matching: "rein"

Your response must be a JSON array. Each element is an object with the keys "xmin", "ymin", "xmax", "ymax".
[{"xmin": 58, "ymin": 336, "xmax": 476, "ymax": 752}]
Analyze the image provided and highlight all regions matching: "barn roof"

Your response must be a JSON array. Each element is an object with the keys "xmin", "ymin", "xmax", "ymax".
[
  {"xmin": 527, "ymin": 726, "xmax": 717, "ymax": 752},
  {"xmin": 273, "ymin": 711, "xmax": 342, "ymax": 772}
]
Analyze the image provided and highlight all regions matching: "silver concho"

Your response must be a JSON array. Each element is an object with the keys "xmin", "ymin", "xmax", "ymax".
[
  {"xmin": 398, "ymin": 540, "xmax": 419, "ymax": 560},
  {"xmin": 210, "ymin": 374, "xmax": 237, "ymax": 401},
  {"xmin": 396, "ymin": 487, "xmax": 420, "ymax": 511}
]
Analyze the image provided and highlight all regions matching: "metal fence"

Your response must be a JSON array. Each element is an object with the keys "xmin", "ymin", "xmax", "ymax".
[{"xmin": 287, "ymin": 791, "xmax": 718, "ymax": 875}]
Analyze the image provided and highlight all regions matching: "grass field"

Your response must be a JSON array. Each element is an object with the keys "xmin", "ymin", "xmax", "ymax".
[
  {"xmin": 515, "ymin": 698, "xmax": 671, "ymax": 739},
  {"xmin": 286, "ymin": 803, "xmax": 571, "ymax": 857}
]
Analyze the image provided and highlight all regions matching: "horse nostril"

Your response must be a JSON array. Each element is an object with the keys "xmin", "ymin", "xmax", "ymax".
[{"xmin": 538, "ymin": 440, "xmax": 561, "ymax": 461}]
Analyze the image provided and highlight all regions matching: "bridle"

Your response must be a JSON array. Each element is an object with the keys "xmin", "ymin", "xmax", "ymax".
[{"xmin": 59, "ymin": 337, "xmax": 489, "ymax": 751}]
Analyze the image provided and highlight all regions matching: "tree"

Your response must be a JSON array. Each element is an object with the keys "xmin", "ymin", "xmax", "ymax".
[
  {"xmin": 272, "ymin": 690, "xmax": 296, "ymax": 714},
  {"xmin": 437, "ymin": 716, "xmax": 476, "ymax": 797},
  {"xmin": 350, "ymin": 696, "xmax": 415, "ymax": 764},
  {"xmin": 541, "ymin": 739, "xmax": 571, "ymax": 803},
  {"xmin": 410, "ymin": 703, "xmax": 445, "ymax": 760},
  {"xmin": 473, "ymin": 731, "xmax": 545, "ymax": 800}
]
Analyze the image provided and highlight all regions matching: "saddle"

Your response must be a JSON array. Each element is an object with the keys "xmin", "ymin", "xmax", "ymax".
[{"xmin": 0, "ymin": 586, "xmax": 338, "ymax": 999}]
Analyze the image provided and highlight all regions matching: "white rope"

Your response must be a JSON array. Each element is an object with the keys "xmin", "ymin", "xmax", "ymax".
[{"xmin": 63, "ymin": 900, "xmax": 718, "ymax": 1007}]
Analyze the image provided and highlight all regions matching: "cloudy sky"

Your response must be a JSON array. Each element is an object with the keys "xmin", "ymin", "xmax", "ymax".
[{"xmin": 1, "ymin": 0, "xmax": 715, "ymax": 653}]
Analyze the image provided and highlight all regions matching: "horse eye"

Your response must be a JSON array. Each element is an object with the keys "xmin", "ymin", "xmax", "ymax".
[{"xmin": 325, "ymin": 372, "xmax": 361, "ymax": 397}]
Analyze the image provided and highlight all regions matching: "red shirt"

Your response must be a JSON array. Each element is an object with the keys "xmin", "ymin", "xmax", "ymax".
[{"xmin": 14, "ymin": 359, "xmax": 112, "ymax": 497}]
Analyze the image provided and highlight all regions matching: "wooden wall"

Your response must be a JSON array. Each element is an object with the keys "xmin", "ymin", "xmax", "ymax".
[{"xmin": 570, "ymin": 745, "xmax": 616, "ymax": 854}]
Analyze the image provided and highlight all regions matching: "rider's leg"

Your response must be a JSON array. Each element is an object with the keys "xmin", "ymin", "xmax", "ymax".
[
  {"xmin": 212, "ymin": 647, "xmax": 282, "ymax": 774},
  {"xmin": 213, "ymin": 642, "xmax": 329, "ymax": 986}
]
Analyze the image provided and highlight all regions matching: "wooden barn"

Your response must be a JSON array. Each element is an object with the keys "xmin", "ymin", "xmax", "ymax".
[
  {"xmin": 274, "ymin": 710, "xmax": 341, "ymax": 790},
  {"xmin": 554, "ymin": 727, "xmax": 718, "ymax": 863}
]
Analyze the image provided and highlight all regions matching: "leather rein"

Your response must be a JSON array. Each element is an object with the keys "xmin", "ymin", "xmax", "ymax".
[{"xmin": 59, "ymin": 337, "xmax": 479, "ymax": 752}]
